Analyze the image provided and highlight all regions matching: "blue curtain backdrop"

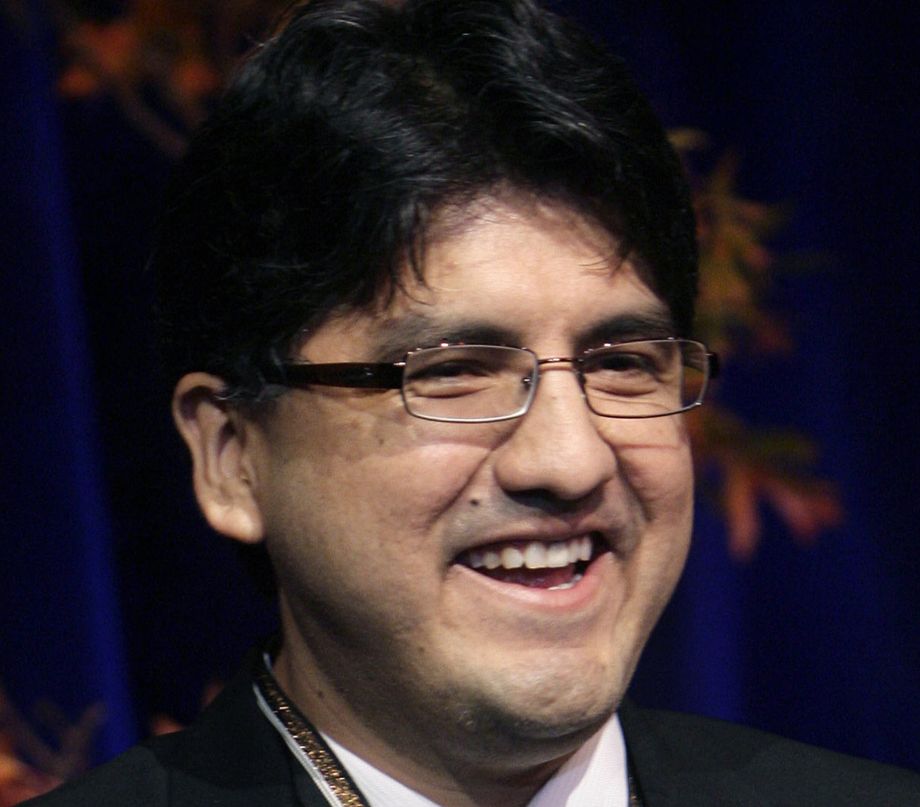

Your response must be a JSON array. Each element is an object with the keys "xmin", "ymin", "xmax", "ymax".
[
  {"xmin": 2, "ymin": 0, "xmax": 918, "ymax": 774},
  {"xmin": 0, "ymin": 5, "xmax": 136, "ymax": 761}
]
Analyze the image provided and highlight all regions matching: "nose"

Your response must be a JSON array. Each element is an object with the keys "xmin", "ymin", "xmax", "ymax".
[{"xmin": 492, "ymin": 364, "xmax": 617, "ymax": 502}]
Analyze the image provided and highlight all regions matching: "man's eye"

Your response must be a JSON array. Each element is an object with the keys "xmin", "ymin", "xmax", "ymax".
[
  {"xmin": 589, "ymin": 352, "xmax": 657, "ymax": 374},
  {"xmin": 409, "ymin": 360, "xmax": 492, "ymax": 381}
]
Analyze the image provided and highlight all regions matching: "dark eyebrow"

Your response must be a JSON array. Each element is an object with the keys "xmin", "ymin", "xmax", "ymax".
[
  {"xmin": 577, "ymin": 308, "xmax": 676, "ymax": 350},
  {"xmin": 367, "ymin": 314, "xmax": 520, "ymax": 361},
  {"xmin": 367, "ymin": 306, "xmax": 675, "ymax": 361}
]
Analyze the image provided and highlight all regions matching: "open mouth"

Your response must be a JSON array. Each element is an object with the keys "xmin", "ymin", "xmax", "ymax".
[{"xmin": 455, "ymin": 534, "xmax": 605, "ymax": 591}]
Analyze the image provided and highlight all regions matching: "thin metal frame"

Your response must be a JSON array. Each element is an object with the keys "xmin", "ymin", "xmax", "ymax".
[{"xmin": 267, "ymin": 339, "xmax": 719, "ymax": 423}]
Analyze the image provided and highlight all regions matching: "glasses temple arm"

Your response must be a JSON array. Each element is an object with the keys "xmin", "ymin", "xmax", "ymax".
[{"xmin": 272, "ymin": 362, "xmax": 405, "ymax": 389}]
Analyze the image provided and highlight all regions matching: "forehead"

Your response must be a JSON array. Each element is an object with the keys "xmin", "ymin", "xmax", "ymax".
[{"xmin": 303, "ymin": 199, "xmax": 673, "ymax": 359}]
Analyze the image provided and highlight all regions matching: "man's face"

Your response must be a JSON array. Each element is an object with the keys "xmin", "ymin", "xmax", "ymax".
[{"xmin": 249, "ymin": 198, "xmax": 694, "ymax": 768}]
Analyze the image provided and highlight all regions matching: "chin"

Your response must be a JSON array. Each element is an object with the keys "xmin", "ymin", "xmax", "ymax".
[{"xmin": 452, "ymin": 657, "xmax": 624, "ymax": 750}]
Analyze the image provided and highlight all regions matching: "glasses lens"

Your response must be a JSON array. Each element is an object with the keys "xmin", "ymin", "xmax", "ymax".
[
  {"xmin": 402, "ymin": 346, "xmax": 537, "ymax": 422},
  {"xmin": 581, "ymin": 339, "xmax": 709, "ymax": 418}
]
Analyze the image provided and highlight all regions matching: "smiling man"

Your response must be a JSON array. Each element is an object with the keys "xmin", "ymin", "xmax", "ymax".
[
  {"xmin": 200, "ymin": 201, "xmax": 700, "ymax": 806},
  {"xmin": 27, "ymin": 1, "xmax": 920, "ymax": 805}
]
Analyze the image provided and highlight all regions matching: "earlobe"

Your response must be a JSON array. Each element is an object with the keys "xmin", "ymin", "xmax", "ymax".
[{"xmin": 172, "ymin": 373, "xmax": 265, "ymax": 544}]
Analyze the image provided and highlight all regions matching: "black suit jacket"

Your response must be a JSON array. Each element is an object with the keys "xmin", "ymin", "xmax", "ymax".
[{"xmin": 25, "ymin": 659, "xmax": 920, "ymax": 806}]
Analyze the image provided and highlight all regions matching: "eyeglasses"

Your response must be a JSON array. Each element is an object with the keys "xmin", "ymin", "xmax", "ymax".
[{"xmin": 268, "ymin": 339, "xmax": 718, "ymax": 423}]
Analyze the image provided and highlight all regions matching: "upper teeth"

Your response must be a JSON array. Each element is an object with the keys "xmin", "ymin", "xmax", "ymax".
[{"xmin": 466, "ymin": 536, "xmax": 593, "ymax": 571}]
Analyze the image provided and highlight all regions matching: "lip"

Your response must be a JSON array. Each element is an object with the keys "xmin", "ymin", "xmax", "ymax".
[
  {"xmin": 449, "ymin": 548, "xmax": 616, "ymax": 613},
  {"xmin": 450, "ymin": 523, "xmax": 614, "ymax": 558}
]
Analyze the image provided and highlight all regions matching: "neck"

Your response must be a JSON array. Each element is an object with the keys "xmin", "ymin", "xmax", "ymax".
[{"xmin": 269, "ymin": 638, "xmax": 588, "ymax": 807}]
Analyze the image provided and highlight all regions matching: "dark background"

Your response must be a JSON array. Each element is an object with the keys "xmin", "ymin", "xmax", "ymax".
[{"xmin": 2, "ymin": 0, "xmax": 918, "ymax": 773}]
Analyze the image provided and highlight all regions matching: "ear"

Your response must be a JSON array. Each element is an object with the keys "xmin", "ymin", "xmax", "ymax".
[{"xmin": 172, "ymin": 373, "xmax": 265, "ymax": 544}]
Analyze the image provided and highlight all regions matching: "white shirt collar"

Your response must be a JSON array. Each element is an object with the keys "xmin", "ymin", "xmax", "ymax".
[{"xmin": 321, "ymin": 713, "xmax": 629, "ymax": 807}]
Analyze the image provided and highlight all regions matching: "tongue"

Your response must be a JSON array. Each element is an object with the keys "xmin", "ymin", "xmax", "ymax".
[{"xmin": 476, "ymin": 565, "xmax": 576, "ymax": 588}]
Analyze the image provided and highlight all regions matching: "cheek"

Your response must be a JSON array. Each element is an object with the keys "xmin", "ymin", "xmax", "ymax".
[
  {"xmin": 261, "ymin": 435, "xmax": 497, "ymax": 648},
  {"xmin": 261, "ymin": 402, "xmax": 494, "ymax": 551},
  {"xmin": 337, "ymin": 435, "xmax": 495, "ymax": 538},
  {"xmin": 612, "ymin": 418, "xmax": 694, "ymax": 516}
]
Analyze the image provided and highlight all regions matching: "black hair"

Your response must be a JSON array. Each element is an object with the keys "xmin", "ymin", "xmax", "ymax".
[{"xmin": 153, "ymin": 0, "xmax": 697, "ymax": 396}]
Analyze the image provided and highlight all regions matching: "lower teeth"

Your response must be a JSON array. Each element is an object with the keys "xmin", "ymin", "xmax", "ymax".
[{"xmin": 548, "ymin": 574, "xmax": 583, "ymax": 591}]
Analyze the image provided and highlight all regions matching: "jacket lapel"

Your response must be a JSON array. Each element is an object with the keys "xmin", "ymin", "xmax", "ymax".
[{"xmin": 618, "ymin": 700, "xmax": 761, "ymax": 807}]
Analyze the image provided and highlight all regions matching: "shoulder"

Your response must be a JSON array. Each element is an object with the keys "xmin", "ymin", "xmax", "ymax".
[
  {"xmin": 20, "ymin": 655, "xmax": 302, "ymax": 807},
  {"xmin": 18, "ymin": 744, "xmax": 169, "ymax": 807},
  {"xmin": 619, "ymin": 700, "xmax": 920, "ymax": 806}
]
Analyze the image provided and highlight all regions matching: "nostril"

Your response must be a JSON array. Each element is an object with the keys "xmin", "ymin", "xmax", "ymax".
[{"xmin": 507, "ymin": 490, "xmax": 601, "ymax": 512}]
